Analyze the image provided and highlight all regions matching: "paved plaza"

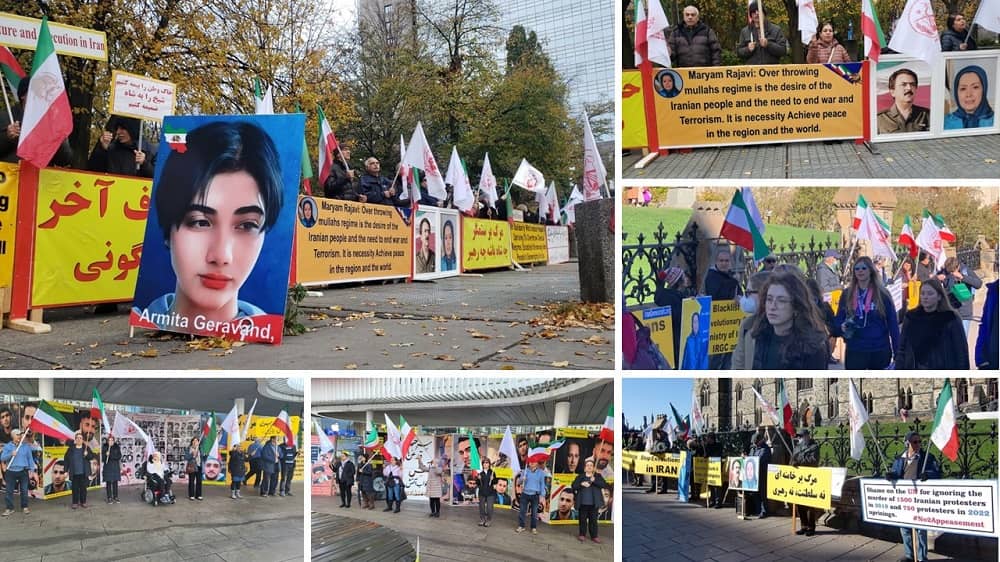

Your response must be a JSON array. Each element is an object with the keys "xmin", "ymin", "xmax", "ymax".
[
  {"xmin": 0, "ymin": 482, "xmax": 303, "ymax": 561},
  {"xmin": 622, "ymin": 484, "xmax": 996, "ymax": 562},
  {"xmin": 0, "ymin": 262, "xmax": 612, "ymax": 370},
  {"xmin": 622, "ymin": 135, "xmax": 1000, "ymax": 179}
]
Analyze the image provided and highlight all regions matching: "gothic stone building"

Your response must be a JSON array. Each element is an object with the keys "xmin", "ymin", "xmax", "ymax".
[{"xmin": 695, "ymin": 378, "xmax": 998, "ymax": 431}]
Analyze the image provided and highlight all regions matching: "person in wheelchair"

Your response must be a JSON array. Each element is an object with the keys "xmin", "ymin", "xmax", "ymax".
[{"xmin": 141, "ymin": 452, "xmax": 174, "ymax": 506}]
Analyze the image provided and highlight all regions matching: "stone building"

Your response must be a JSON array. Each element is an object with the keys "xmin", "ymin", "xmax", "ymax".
[{"xmin": 695, "ymin": 378, "xmax": 999, "ymax": 431}]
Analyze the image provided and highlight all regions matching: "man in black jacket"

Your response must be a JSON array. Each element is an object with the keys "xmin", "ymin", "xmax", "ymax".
[
  {"xmin": 358, "ymin": 157, "xmax": 397, "ymax": 205},
  {"xmin": 703, "ymin": 433, "xmax": 724, "ymax": 508},
  {"xmin": 278, "ymin": 440, "xmax": 298, "ymax": 497},
  {"xmin": 790, "ymin": 429, "xmax": 820, "ymax": 535},
  {"xmin": 667, "ymin": 6, "xmax": 723, "ymax": 67},
  {"xmin": 87, "ymin": 116, "xmax": 155, "ymax": 178},
  {"xmin": 324, "ymin": 147, "xmax": 364, "ymax": 201},
  {"xmin": 335, "ymin": 451, "xmax": 355, "ymax": 507},
  {"xmin": 704, "ymin": 248, "xmax": 742, "ymax": 369}
]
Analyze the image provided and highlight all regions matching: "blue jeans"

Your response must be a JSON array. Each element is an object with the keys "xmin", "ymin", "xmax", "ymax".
[
  {"xmin": 518, "ymin": 493, "xmax": 539, "ymax": 529},
  {"xmin": 386, "ymin": 483, "xmax": 400, "ymax": 502},
  {"xmin": 4, "ymin": 469, "xmax": 28, "ymax": 510},
  {"xmin": 900, "ymin": 527, "xmax": 927, "ymax": 561}
]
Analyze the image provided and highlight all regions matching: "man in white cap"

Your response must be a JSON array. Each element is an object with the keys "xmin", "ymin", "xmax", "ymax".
[{"xmin": 1, "ymin": 429, "xmax": 36, "ymax": 516}]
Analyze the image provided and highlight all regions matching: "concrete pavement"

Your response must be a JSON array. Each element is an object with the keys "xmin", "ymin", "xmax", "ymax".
[
  {"xmin": 312, "ymin": 494, "xmax": 614, "ymax": 561},
  {"xmin": 622, "ymin": 135, "xmax": 1000, "ymax": 179},
  {"xmin": 0, "ymin": 262, "xmax": 613, "ymax": 370},
  {"xmin": 622, "ymin": 484, "xmax": 995, "ymax": 562},
  {"xmin": 0, "ymin": 481, "xmax": 303, "ymax": 561}
]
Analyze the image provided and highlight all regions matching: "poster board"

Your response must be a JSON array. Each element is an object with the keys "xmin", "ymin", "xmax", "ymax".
[
  {"xmin": 511, "ymin": 222, "xmax": 548, "ymax": 264},
  {"xmin": 859, "ymin": 478, "xmax": 998, "ymax": 538},
  {"xmin": 727, "ymin": 456, "xmax": 760, "ymax": 492},
  {"xmin": 621, "ymin": 70, "xmax": 649, "ymax": 149},
  {"xmin": 546, "ymin": 225, "xmax": 570, "ymax": 264},
  {"xmin": 0, "ymin": 162, "xmax": 18, "ymax": 294},
  {"xmin": 0, "ymin": 12, "xmax": 108, "ymax": 60},
  {"xmin": 109, "ymin": 71, "xmax": 177, "ymax": 122},
  {"xmin": 414, "ymin": 207, "xmax": 461, "ymax": 280},
  {"xmin": 461, "ymin": 217, "xmax": 511, "ymax": 270},
  {"xmin": 765, "ymin": 464, "xmax": 833, "ymax": 510}
]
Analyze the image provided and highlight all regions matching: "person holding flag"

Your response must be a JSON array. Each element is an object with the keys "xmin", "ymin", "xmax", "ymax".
[
  {"xmin": 278, "ymin": 434, "xmax": 299, "ymax": 497},
  {"xmin": 100, "ymin": 434, "xmax": 123, "ymax": 504},
  {"xmin": 940, "ymin": 13, "xmax": 977, "ymax": 51},
  {"xmin": 886, "ymin": 430, "xmax": 940, "ymax": 562},
  {"xmin": 515, "ymin": 457, "xmax": 547, "ymax": 535},
  {"xmin": 1, "ymin": 428, "xmax": 36, "ymax": 516},
  {"xmin": 737, "ymin": 2, "xmax": 789, "ymax": 65},
  {"xmin": 260, "ymin": 435, "xmax": 280, "ymax": 497},
  {"xmin": 186, "ymin": 436, "xmax": 204, "ymax": 501},
  {"xmin": 832, "ymin": 256, "xmax": 900, "ymax": 369},
  {"xmin": 64, "ymin": 431, "xmax": 96, "ymax": 509},
  {"xmin": 898, "ymin": 279, "xmax": 969, "ymax": 369}
]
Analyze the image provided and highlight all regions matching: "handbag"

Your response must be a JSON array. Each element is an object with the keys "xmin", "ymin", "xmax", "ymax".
[
  {"xmin": 185, "ymin": 460, "xmax": 197, "ymax": 474},
  {"xmin": 951, "ymin": 282, "xmax": 973, "ymax": 303}
]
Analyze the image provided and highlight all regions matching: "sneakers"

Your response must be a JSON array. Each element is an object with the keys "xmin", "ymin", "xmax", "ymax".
[
  {"xmin": 114, "ymin": 498, "xmax": 120, "ymax": 503},
  {"xmin": 2, "ymin": 509, "xmax": 12, "ymax": 517},
  {"xmin": 71, "ymin": 504, "xmax": 79, "ymax": 509},
  {"xmin": 231, "ymin": 492, "xmax": 237, "ymax": 500},
  {"xmin": 189, "ymin": 497, "xmax": 195, "ymax": 501},
  {"xmin": 515, "ymin": 527, "xmax": 524, "ymax": 533},
  {"xmin": 279, "ymin": 492, "xmax": 285, "ymax": 497},
  {"xmin": 484, "ymin": 522, "xmax": 490, "ymax": 528},
  {"xmin": 235, "ymin": 491, "xmax": 242, "ymax": 499},
  {"xmin": 531, "ymin": 529, "xmax": 538, "ymax": 535},
  {"xmin": 196, "ymin": 497, "xmax": 203, "ymax": 501},
  {"xmin": 577, "ymin": 535, "xmax": 585, "ymax": 542},
  {"xmin": 79, "ymin": 503, "xmax": 88, "ymax": 509},
  {"xmin": 21, "ymin": 507, "xmax": 29, "ymax": 514}
]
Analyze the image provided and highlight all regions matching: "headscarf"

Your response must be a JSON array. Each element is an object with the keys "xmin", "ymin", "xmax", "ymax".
[{"xmin": 950, "ymin": 65, "xmax": 994, "ymax": 128}]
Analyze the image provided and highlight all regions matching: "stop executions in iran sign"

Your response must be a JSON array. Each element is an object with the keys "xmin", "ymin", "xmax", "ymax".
[{"xmin": 653, "ymin": 63, "xmax": 865, "ymax": 148}]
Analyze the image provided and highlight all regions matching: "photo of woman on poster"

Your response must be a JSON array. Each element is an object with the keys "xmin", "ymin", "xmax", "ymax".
[
  {"xmin": 681, "ymin": 310, "xmax": 708, "ymax": 370},
  {"xmin": 944, "ymin": 64, "xmax": 995, "ymax": 130},
  {"xmin": 416, "ymin": 215, "xmax": 436, "ymax": 274},
  {"xmin": 130, "ymin": 115, "xmax": 303, "ymax": 344},
  {"xmin": 440, "ymin": 219, "xmax": 457, "ymax": 271},
  {"xmin": 298, "ymin": 197, "xmax": 317, "ymax": 228}
]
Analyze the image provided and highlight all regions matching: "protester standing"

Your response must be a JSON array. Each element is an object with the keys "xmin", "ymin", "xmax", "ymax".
[
  {"xmin": 898, "ymin": 279, "xmax": 969, "ymax": 369},
  {"xmin": 279, "ymin": 439, "xmax": 298, "ymax": 497},
  {"xmin": 247, "ymin": 438, "xmax": 262, "ymax": 489},
  {"xmin": 941, "ymin": 14, "xmax": 977, "ymax": 51},
  {"xmin": 357, "ymin": 453, "xmax": 376, "ymax": 510},
  {"xmin": 336, "ymin": 451, "xmax": 355, "ymax": 508},
  {"xmin": 747, "ymin": 271, "xmax": 828, "ymax": 369},
  {"xmin": 260, "ymin": 436, "xmax": 279, "ymax": 497},
  {"xmin": 476, "ymin": 458, "xmax": 497, "ymax": 527},
  {"xmin": 572, "ymin": 459, "xmax": 607, "ymax": 544},
  {"xmin": 887, "ymin": 432, "xmax": 940, "ymax": 562},
  {"xmin": 1, "ymin": 429, "xmax": 35, "ymax": 516},
  {"xmin": 64, "ymin": 433, "xmax": 94, "ymax": 509},
  {"xmin": 383, "ymin": 458, "xmax": 403, "ymax": 513},
  {"xmin": 790, "ymin": 429, "xmax": 820, "ymax": 536},
  {"xmin": 185, "ymin": 437, "xmax": 203, "ymax": 501},
  {"xmin": 749, "ymin": 433, "xmax": 771, "ymax": 519},
  {"xmin": 806, "ymin": 22, "xmax": 851, "ymax": 63},
  {"xmin": 516, "ymin": 461, "xmax": 546, "ymax": 535},
  {"xmin": 937, "ymin": 256, "xmax": 982, "ymax": 334},
  {"xmin": 653, "ymin": 266, "xmax": 689, "ymax": 368},
  {"xmin": 101, "ymin": 435, "xmax": 122, "ymax": 504},
  {"xmin": 703, "ymin": 248, "xmax": 742, "ymax": 369},
  {"xmin": 667, "ymin": 6, "xmax": 723, "ymax": 67},
  {"xmin": 833, "ymin": 256, "xmax": 900, "ymax": 369},
  {"xmin": 703, "ymin": 433, "xmax": 724, "ymax": 508},
  {"xmin": 228, "ymin": 442, "xmax": 246, "ymax": 499},
  {"xmin": 732, "ymin": 271, "xmax": 771, "ymax": 370},
  {"xmin": 737, "ymin": 3, "xmax": 788, "ymax": 65}
]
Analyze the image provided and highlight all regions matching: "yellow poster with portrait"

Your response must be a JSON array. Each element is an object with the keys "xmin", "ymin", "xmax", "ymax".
[
  {"xmin": 461, "ymin": 217, "xmax": 512, "ymax": 270},
  {"xmin": 511, "ymin": 222, "xmax": 548, "ymax": 264},
  {"xmin": 241, "ymin": 414, "xmax": 304, "ymax": 481},
  {"xmin": 621, "ymin": 70, "xmax": 648, "ymax": 149},
  {"xmin": 295, "ymin": 197, "xmax": 412, "ymax": 285},
  {"xmin": 30, "ymin": 168, "xmax": 150, "ymax": 307},
  {"xmin": 653, "ymin": 63, "xmax": 864, "ymax": 148},
  {"xmin": 0, "ymin": 162, "xmax": 17, "ymax": 293}
]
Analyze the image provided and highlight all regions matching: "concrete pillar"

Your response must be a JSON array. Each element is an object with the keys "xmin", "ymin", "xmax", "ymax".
[
  {"xmin": 365, "ymin": 410, "xmax": 373, "ymax": 426},
  {"xmin": 554, "ymin": 401, "xmax": 571, "ymax": 428},
  {"xmin": 575, "ymin": 199, "xmax": 614, "ymax": 302},
  {"xmin": 38, "ymin": 378, "xmax": 53, "ymax": 401},
  {"xmin": 235, "ymin": 398, "xmax": 245, "ymax": 416}
]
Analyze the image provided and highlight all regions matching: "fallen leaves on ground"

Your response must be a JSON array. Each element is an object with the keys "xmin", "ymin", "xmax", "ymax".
[
  {"xmin": 373, "ymin": 328, "xmax": 385, "ymax": 336},
  {"xmin": 550, "ymin": 360, "xmax": 569, "ymax": 368},
  {"xmin": 187, "ymin": 337, "xmax": 245, "ymax": 351},
  {"xmin": 529, "ymin": 302, "xmax": 614, "ymax": 331},
  {"xmin": 461, "ymin": 363, "xmax": 477, "ymax": 370},
  {"xmin": 467, "ymin": 329, "xmax": 491, "ymax": 339},
  {"xmin": 434, "ymin": 354, "xmax": 457, "ymax": 361},
  {"xmin": 112, "ymin": 351, "xmax": 134, "ymax": 358},
  {"xmin": 137, "ymin": 349, "xmax": 159, "ymax": 358},
  {"xmin": 344, "ymin": 363, "xmax": 358, "ymax": 369}
]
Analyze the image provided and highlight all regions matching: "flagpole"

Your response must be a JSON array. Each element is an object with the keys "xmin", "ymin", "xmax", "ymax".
[
  {"xmin": 0, "ymin": 429, "xmax": 28, "ymax": 479},
  {"xmin": 0, "ymin": 75, "xmax": 13, "ymax": 124}
]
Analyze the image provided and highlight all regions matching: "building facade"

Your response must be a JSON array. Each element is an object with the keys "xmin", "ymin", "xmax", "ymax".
[{"xmin": 695, "ymin": 378, "xmax": 999, "ymax": 431}]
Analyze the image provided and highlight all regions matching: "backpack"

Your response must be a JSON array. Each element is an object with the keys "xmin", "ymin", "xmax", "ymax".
[{"xmin": 625, "ymin": 312, "xmax": 670, "ymax": 370}]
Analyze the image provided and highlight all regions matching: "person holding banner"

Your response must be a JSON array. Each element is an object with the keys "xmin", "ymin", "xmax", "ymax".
[
  {"xmin": 572, "ymin": 459, "xmax": 607, "ymax": 544},
  {"xmin": 790, "ymin": 429, "xmax": 820, "ymax": 536},
  {"xmin": 703, "ymin": 433, "xmax": 724, "ymax": 508},
  {"xmin": 101, "ymin": 435, "xmax": 122, "ymax": 504},
  {"xmin": 940, "ymin": 14, "xmax": 977, "ymax": 51},
  {"xmin": 654, "ymin": 266, "xmax": 689, "ymax": 368},
  {"xmin": 87, "ymin": 116, "xmax": 155, "ymax": 178},
  {"xmin": 898, "ymin": 279, "xmax": 969, "ymax": 369},
  {"xmin": 806, "ymin": 22, "xmax": 851, "ymax": 64},
  {"xmin": 666, "ymin": 6, "xmax": 722, "ymax": 68},
  {"xmin": 748, "ymin": 271, "xmax": 828, "ymax": 370},
  {"xmin": 944, "ymin": 65, "xmax": 994, "ymax": 130},
  {"xmin": 737, "ymin": 3, "xmax": 788, "ymax": 65},
  {"xmin": 886, "ymin": 431, "xmax": 940, "ymax": 562},
  {"xmin": 833, "ymin": 257, "xmax": 899, "ymax": 370}
]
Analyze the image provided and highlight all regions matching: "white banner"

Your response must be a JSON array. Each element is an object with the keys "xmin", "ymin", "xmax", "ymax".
[
  {"xmin": 109, "ymin": 70, "xmax": 177, "ymax": 122},
  {"xmin": 0, "ymin": 12, "xmax": 107, "ymax": 60},
  {"xmin": 546, "ymin": 225, "xmax": 569, "ymax": 265},
  {"xmin": 860, "ymin": 478, "xmax": 999, "ymax": 538}
]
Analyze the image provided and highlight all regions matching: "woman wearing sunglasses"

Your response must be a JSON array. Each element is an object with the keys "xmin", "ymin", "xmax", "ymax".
[{"xmin": 832, "ymin": 256, "xmax": 900, "ymax": 369}]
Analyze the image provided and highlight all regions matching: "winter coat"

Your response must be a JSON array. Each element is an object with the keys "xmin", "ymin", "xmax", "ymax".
[
  {"xmin": 790, "ymin": 440, "xmax": 819, "ymax": 468},
  {"xmin": 667, "ymin": 22, "xmax": 722, "ymax": 67},
  {"xmin": 704, "ymin": 268, "xmax": 742, "ymax": 300},
  {"xmin": 975, "ymin": 281, "xmax": 998, "ymax": 370},
  {"xmin": 260, "ymin": 442, "xmax": 280, "ymax": 473},
  {"xmin": 359, "ymin": 172, "xmax": 394, "ymax": 205},
  {"xmin": 806, "ymin": 39, "xmax": 850, "ymax": 64},
  {"xmin": 64, "ymin": 445, "xmax": 94, "ymax": 478},
  {"xmin": 940, "ymin": 29, "xmax": 976, "ymax": 52},
  {"xmin": 228, "ymin": 449, "xmax": 247, "ymax": 478},
  {"xmin": 101, "ymin": 442, "xmax": 122, "ymax": 482},
  {"xmin": 0, "ymin": 104, "xmax": 73, "ymax": 164},
  {"xmin": 888, "ymin": 450, "xmax": 940, "ymax": 481},
  {"xmin": 915, "ymin": 260, "xmax": 935, "ymax": 282},
  {"xmin": 324, "ymin": 160, "xmax": 359, "ymax": 200},
  {"xmin": 939, "ymin": 265, "xmax": 982, "ymax": 320},
  {"xmin": 815, "ymin": 262, "xmax": 842, "ymax": 294},
  {"xmin": 337, "ymin": 459, "xmax": 356, "ymax": 487},
  {"xmin": 750, "ymin": 322, "xmax": 828, "ymax": 370},
  {"xmin": 898, "ymin": 308, "xmax": 969, "ymax": 370},
  {"xmin": 737, "ymin": 22, "xmax": 788, "ymax": 65},
  {"xmin": 358, "ymin": 461, "xmax": 375, "ymax": 494},
  {"xmin": 476, "ymin": 468, "xmax": 497, "ymax": 499},
  {"xmin": 571, "ymin": 473, "xmax": 607, "ymax": 508},
  {"xmin": 86, "ymin": 117, "xmax": 155, "ymax": 178}
]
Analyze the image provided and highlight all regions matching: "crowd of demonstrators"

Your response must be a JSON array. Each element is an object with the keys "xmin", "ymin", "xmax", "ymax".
[{"xmin": 887, "ymin": 432, "xmax": 941, "ymax": 562}]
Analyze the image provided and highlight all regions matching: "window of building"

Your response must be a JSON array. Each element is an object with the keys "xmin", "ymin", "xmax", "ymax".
[
  {"xmin": 735, "ymin": 382, "xmax": 743, "ymax": 401},
  {"xmin": 865, "ymin": 392, "xmax": 874, "ymax": 414},
  {"xmin": 827, "ymin": 379, "xmax": 838, "ymax": 419},
  {"xmin": 797, "ymin": 378, "xmax": 813, "ymax": 390},
  {"xmin": 700, "ymin": 383, "xmax": 711, "ymax": 408}
]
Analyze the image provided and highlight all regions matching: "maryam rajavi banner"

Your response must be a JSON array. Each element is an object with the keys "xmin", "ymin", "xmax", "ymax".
[{"xmin": 129, "ymin": 114, "xmax": 304, "ymax": 344}]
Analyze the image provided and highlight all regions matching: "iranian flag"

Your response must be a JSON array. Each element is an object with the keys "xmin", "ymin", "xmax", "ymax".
[
  {"xmin": 526, "ymin": 440, "xmax": 564, "ymax": 464},
  {"xmin": 633, "ymin": 0, "xmax": 648, "ymax": 66},
  {"xmin": 932, "ymin": 212, "xmax": 956, "ymax": 243},
  {"xmin": 0, "ymin": 45, "xmax": 25, "ymax": 94},
  {"xmin": 317, "ymin": 104, "xmax": 340, "ymax": 188},
  {"xmin": 399, "ymin": 415, "xmax": 416, "ymax": 459},
  {"xmin": 444, "ymin": 145, "xmax": 474, "ymax": 212},
  {"xmin": 91, "ymin": 388, "xmax": 110, "ymax": 437},
  {"xmin": 382, "ymin": 413, "xmax": 402, "ymax": 462},
  {"xmin": 274, "ymin": 410, "xmax": 294, "ymax": 446},
  {"xmin": 847, "ymin": 379, "xmax": 869, "ymax": 461},
  {"xmin": 776, "ymin": 379, "xmax": 794, "ymax": 437},
  {"xmin": 254, "ymin": 77, "xmax": 273, "ymax": 114},
  {"xmin": 314, "ymin": 420, "xmax": 335, "ymax": 454},
  {"xmin": 599, "ymin": 405, "xmax": 614, "ymax": 443},
  {"xmin": 645, "ymin": 0, "xmax": 672, "ymax": 67},
  {"xmin": 30, "ymin": 400, "xmax": 75, "ymax": 442},
  {"xmin": 929, "ymin": 379, "xmax": 959, "ymax": 462},
  {"xmin": 206, "ymin": 429, "xmax": 221, "ymax": 463},
  {"xmin": 16, "ymin": 17, "xmax": 73, "ymax": 169},
  {"xmin": 862, "ymin": 0, "xmax": 886, "ymax": 62},
  {"xmin": 899, "ymin": 216, "xmax": 918, "ymax": 258},
  {"xmin": 916, "ymin": 211, "xmax": 948, "ymax": 270},
  {"xmin": 295, "ymin": 104, "xmax": 314, "ymax": 195},
  {"xmin": 363, "ymin": 421, "xmax": 380, "ymax": 450},
  {"xmin": 851, "ymin": 194, "xmax": 889, "ymax": 231},
  {"xmin": 397, "ymin": 135, "xmax": 419, "ymax": 204},
  {"xmin": 403, "ymin": 121, "xmax": 447, "ymax": 200},
  {"xmin": 200, "ymin": 413, "xmax": 217, "ymax": 456},
  {"xmin": 467, "ymin": 431, "xmax": 482, "ymax": 471},
  {"xmin": 720, "ymin": 188, "xmax": 770, "ymax": 261},
  {"xmin": 478, "ymin": 152, "xmax": 498, "ymax": 209}
]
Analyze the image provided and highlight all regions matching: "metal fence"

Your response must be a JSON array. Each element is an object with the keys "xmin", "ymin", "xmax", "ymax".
[{"xmin": 623, "ymin": 221, "xmax": 984, "ymax": 306}]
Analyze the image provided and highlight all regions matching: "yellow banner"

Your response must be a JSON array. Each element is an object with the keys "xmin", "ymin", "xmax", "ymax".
[
  {"xmin": 693, "ymin": 457, "xmax": 707, "ymax": 484},
  {"xmin": 824, "ymin": 289, "xmax": 843, "ymax": 315},
  {"xmin": 511, "ymin": 222, "xmax": 548, "ymax": 264},
  {"xmin": 241, "ymin": 414, "xmax": 304, "ymax": 481},
  {"xmin": 766, "ymin": 464, "xmax": 833, "ymax": 510},
  {"xmin": 908, "ymin": 281, "xmax": 921, "ymax": 310},
  {"xmin": 0, "ymin": 162, "xmax": 17, "ymax": 291},
  {"xmin": 653, "ymin": 63, "xmax": 864, "ymax": 148},
  {"xmin": 707, "ymin": 457, "xmax": 726, "ymax": 486},
  {"xmin": 709, "ymin": 299, "xmax": 744, "ymax": 355},
  {"xmin": 621, "ymin": 70, "xmax": 648, "ymax": 149},
  {"xmin": 634, "ymin": 452, "xmax": 682, "ymax": 477},
  {"xmin": 462, "ymin": 217, "xmax": 511, "ymax": 270},
  {"xmin": 621, "ymin": 451, "xmax": 637, "ymax": 472},
  {"xmin": 295, "ymin": 197, "xmax": 412, "ymax": 284},
  {"xmin": 630, "ymin": 304, "xmax": 675, "ymax": 369},
  {"xmin": 31, "ymin": 169, "xmax": 149, "ymax": 307},
  {"xmin": 556, "ymin": 427, "xmax": 591, "ymax": 439}
]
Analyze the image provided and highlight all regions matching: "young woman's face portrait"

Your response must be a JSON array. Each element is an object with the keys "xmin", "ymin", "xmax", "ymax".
[
  {"xmin": 443, "ymin": 223, "xmax": 454, "ymax": 256},
  {"xmin": 302, "ymin": 201, "xmax": 314, "ymax": 220},
  {"xmin": 956, "ymin": 71, "xmax": 984, "ymax": 113},
  {"xmin": 170, "ymin": 171, "xmax": 267, "ymax": 319},
  {"xmin": 661, "ymin": 73, "xmax": 674, "ymax": 91}
]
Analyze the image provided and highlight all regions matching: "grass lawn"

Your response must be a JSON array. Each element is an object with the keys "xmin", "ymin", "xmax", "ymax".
[{"xmin": 623, "ymin": 206, "xmax": 839, "ymax": 306}]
